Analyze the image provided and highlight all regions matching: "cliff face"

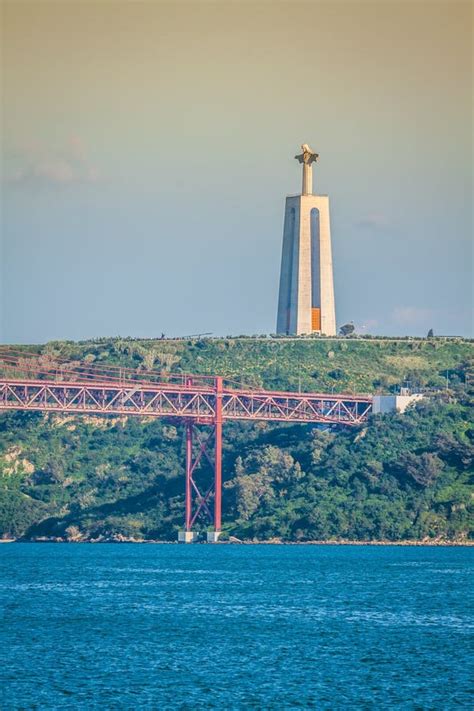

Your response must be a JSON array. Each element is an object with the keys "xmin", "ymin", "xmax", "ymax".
[{"xmin": 0, "ymin": 337, "xmax": 472, "ymax": 541}]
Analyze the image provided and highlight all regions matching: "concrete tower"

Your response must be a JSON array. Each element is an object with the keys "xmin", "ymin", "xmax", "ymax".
[{"xmin": 276, "ymin": 144, "xmax": 336, "ymax": 336}]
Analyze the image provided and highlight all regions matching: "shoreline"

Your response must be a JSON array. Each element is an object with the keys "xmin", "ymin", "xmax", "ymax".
[{"xmin": 2, "ymin": 538, "xmax": 473, "ymax": 546}]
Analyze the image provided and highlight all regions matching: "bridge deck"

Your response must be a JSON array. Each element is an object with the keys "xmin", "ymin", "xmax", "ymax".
[{"xmin": 0, "ymin": 377, "xmax": 372, "ymax": 425}]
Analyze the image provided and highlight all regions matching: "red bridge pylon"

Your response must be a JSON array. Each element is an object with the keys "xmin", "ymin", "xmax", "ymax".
[{"xmin": 180, "ymin": 377, "xmax": 223, "ymax": 543}]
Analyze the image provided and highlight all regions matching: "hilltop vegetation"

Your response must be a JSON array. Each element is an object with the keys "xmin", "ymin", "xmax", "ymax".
[
  {"xmin": 0, "ymin": 337, "xmax": 472, "ymax": 541},
  {"xmin": 7, "ymin": 335, "xmax": 472, "ymax": 393}
]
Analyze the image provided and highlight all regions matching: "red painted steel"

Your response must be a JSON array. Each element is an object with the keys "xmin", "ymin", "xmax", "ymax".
[
  {"xmin": 184, "ymin": 422, "xmax": 216, "ymax": 529},
  {"xmin": 214, "ymin": 376, "xmax": 223, "ymax": 533},
  {"xmin": 185, "ymin": 421, "xmax": 193, "ymax": 531},
  {"xmin": 0, "ymin": 378, "xmax": 372, "ymax": 425},
  {"xmin": 0, "ymin": 354, "xmax": 373, "ymax": 534}
]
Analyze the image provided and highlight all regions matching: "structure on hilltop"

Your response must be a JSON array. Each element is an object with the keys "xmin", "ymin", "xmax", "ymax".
[{"xmin": 276, "ymin": 144, "xmax": 336, "ymax": 336}]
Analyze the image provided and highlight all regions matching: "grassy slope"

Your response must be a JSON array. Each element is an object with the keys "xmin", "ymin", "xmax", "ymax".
[{"xmin": 11, "ymin": 336, "xmax": 473, "ymax": 393}]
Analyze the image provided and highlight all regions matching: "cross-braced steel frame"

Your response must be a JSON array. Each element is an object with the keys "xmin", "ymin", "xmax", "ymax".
[{"xmin": 184, "ymin": 421, "xmax": 217, "ymax": 531}]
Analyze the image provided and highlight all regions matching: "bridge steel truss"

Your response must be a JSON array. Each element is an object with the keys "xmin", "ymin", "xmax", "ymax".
[{"xmin": 0, "ymin": 374, "xmax": 373, "ymax": 541}]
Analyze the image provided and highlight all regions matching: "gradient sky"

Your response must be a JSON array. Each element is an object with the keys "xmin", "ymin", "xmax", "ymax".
[{"xmin": 1, "ymin": 0, "xmax": 472, "ymax": 343}]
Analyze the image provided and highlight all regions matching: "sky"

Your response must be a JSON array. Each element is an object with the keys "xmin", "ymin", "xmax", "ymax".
[{"xmin": 1, "ymin": 0, "xmax": 472, "ymax": 343}]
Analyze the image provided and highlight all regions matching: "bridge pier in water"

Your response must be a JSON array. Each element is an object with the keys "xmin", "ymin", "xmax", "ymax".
[{"xmin": 178, "ymin": 377, "xmax": 223, "ymax": 543}]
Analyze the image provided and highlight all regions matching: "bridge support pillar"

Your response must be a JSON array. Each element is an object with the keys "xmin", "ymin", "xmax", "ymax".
[
  {"xmin": 178, "ymin": 420, "xmax": 200, "ymax": 542},
  {"xmin": 179, "ymin": 416, "xmax": 218, "ymax": 542},
  {"xmin": 178, "ymin": 378, "xmax": 224, "ymax": 543},
  {"xmin": 185, "ymin": 420, "xmax": 193, "ymax": 533},
  {"xmin": 209, "ymin": 376, "xmax": 223, "ymax": 543}
]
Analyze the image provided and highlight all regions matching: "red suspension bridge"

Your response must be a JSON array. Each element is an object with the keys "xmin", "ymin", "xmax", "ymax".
[{"xmin": 0, "ymin": 350, "xmax": 373, "ymax": 542}]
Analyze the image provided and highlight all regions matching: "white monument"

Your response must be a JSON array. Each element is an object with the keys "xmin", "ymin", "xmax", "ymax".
[{"xmin": 276, "ymin": 144, "xmax": 336, "ymax": 336}]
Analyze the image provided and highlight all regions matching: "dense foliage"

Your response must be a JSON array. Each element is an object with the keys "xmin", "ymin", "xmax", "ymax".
[{"xmin": 0, "ymin": 337, "xmax": 472, "ymax": 541}]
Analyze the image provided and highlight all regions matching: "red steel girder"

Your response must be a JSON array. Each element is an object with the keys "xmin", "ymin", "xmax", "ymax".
[{"xmin": 0, "ymin": 379, "xmax": 372, "ymax": 425}]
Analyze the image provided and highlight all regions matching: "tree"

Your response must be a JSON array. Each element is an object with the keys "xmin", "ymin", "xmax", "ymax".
[
  {"xmin": 339, "ymin": 322, "xmax": 355, "ymax": 337},
  {"xmin": 398, "ymin": 452, "xmax": 444, "ymax": 487}
]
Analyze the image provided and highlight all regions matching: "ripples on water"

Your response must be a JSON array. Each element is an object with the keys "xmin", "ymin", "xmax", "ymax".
[{"xmin": 1, "ymin": 544, "xmax": 472, "ymax": 709}]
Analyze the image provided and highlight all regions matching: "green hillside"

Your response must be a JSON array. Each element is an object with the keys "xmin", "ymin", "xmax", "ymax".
[
  {"xmin": 0, "ymin": 337, "xmax": 473, "ymax": 542},
  {"xmin": 7, "ymin": 335, "xmax": 473, "ymax": 392}
]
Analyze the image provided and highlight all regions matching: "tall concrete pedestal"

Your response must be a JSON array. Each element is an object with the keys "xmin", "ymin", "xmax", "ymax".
[{"xmin": 276, "ymin": 144, "xmax": 336, "ymax": 336}]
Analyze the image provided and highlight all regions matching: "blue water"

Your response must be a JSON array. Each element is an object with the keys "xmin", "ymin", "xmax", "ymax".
[{"xmin": 1, "ymin": 544, "xmax": 472, "ymax": 709}]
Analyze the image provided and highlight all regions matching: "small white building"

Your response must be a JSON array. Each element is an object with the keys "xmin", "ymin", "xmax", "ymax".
[{"xmin": 372, "ymin": 393, "xmax": 424, "ymax": 414}]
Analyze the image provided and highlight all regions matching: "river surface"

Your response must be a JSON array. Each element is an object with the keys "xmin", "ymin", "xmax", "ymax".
[{"xmin": 1, "ymin": 544, "xmax": 472, "ymax": 709}]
